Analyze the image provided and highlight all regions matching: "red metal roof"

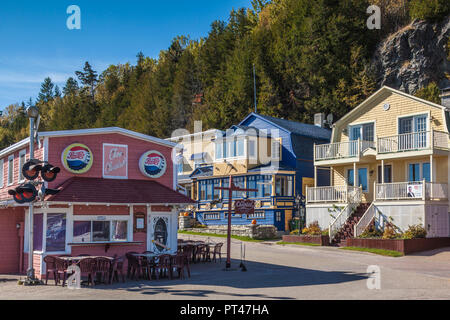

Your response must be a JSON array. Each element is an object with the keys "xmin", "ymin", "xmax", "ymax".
[{"xmin": 46, "ymin": 177, "xmax": 195, "ymax": 204}]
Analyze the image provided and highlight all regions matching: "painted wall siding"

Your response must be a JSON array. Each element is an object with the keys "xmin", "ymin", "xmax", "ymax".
[
  {"xmin": 47, "ymin": 133, "xmax": 174, "ymax": 190},
  {"xmin": 336, "ymin": 91, "xmax": 447, "ymax": 143},
  {"xmin": 0, "ymin": 144, "xmax": 44, "ymax": 201},
  {"xmin": 73, "ymin": 205, "xmax": 130, "ymax": 215},
  {"xmin": 0, "ymin": 207, "xmax": 25, "ymax": 274}
]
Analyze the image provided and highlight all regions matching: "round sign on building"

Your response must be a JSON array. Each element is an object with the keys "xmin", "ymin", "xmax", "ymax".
[
  {"xmin": 139, "ymin": 150, "xmax": 167, "ymax": 179},
  {"xmin": 62, "ymin": 143, "xmax": 94, "ymax": 174}
]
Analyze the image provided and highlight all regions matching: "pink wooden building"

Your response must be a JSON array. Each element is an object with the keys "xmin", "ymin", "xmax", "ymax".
[{"xmin": 0, "ymin": 127, "xmax": 194, "ymax": 277}]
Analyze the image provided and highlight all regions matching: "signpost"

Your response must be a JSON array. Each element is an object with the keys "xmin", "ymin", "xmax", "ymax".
[{"xmin": 215, "ymin": 176, "xmax": 257, "ymax": 270}]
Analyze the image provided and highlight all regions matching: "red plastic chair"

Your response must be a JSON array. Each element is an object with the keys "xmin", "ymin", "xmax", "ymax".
[
  {"xmin": 43, "ymin": 255, "xmax": 58, "ymax": 285},
  {"xmin": 78, "ymin": 258, "xmax": 96, "ymax": 286}
]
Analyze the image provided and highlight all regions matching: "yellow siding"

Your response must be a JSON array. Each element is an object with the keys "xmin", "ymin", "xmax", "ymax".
[{"xmin": 336, "ymin": 91, "xmax": 446, "ymax": 142}]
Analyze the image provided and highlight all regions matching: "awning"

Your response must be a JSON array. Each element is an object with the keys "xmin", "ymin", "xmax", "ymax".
[{"xmin": 45, "ymin": 177, "xmax": 195, "ymax": 204}]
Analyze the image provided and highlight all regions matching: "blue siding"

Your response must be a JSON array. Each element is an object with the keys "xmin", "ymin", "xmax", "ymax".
[{"xmin": 241, "ymin": 115, "xmax": 331, "ymax": 197}]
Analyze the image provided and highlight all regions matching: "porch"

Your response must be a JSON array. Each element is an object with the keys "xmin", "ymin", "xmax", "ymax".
[{"xmin": 314, "ymin": 130, "xmax": 449, "ymax": 163}]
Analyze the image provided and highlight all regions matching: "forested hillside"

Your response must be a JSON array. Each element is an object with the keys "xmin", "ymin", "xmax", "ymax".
[{"xmin": 1, "ymin": 0, "xmax": 449, "ymax": 149}]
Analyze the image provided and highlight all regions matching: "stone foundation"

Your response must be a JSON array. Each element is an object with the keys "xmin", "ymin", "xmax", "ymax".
[
  {"xmin": 178, "ymin": 216, "xmax": 196, "ymax": 229},
  {"xmin": 182, "ymin": 224, "xmax": 279, "ymax": 240}
]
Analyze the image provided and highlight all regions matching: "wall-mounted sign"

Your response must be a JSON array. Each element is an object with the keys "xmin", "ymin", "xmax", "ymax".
[
  {"xmin": 235, "ymin": 199, "xmax": 255, "ymax": 215},
  {"xmin": 103, "ymin": 144, "xmax": 128, "ymax": 179},
  {"xmin": 133, "ymin": 212, "xmax": 146, "ymax": 233},
  {"xmin": 62, "ymin": 143, "xmax": 93, "ymax": 174},
  {"xmin": 139, "ymin": 150, "xmax": 167, "ymax": 179}
]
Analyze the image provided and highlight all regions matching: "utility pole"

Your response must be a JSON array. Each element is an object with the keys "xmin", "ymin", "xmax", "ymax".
[{"xmin": 215, "ymin": 176, "xmax": 257, "ymax": 269}]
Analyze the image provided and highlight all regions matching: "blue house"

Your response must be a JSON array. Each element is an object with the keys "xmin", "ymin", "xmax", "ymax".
[{"xmin": 192, "ymin": 113, "xmax": 331, "ymax": 232}]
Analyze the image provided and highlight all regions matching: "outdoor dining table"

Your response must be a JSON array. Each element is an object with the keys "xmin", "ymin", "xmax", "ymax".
[
  {"xmin": 58, "ymin": 256, "xmax": 115, "ymax": 264},
  {"xmin": 178, "ymin": 241, "xmax": 216, "ymax": 263}
]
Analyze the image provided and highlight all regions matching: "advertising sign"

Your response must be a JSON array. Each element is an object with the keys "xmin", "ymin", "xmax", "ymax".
[
  {"xmin": 407, "ymin": 184, "xmax": 423, "ymax": 198},
  {"xmin": 62, "ymin": 143, "xmax": 93, "ymax": 174},
  {"xmin": 103, "ymin": 144, "xmax": 128, "ymax": 179},
  {"xmin": 234, "ymin": 199, "xmax": 255, "ymax": 215},
  {"xmin": 139, "ymin": 150, "xmax": 167, "ymax": 179}
]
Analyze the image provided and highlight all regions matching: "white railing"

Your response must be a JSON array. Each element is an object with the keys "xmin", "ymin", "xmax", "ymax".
[
  {"xmin": 328, "ymin": 188, "xmax": 362, "ymax": 241},
  {"xmin": 329, "ymin": 201, "xmax": 360, "ymax": 241},
  {"xmin": 315, "ymin": 140, "xmax": 375, "ymax": 161},
  {"xmin": 425, "ymin": 183, "xmax": 449, "ymax": 200},
  {"xmin": 433, "ymin": 130, "xmax": 449, "ymax": 149},
  {"xmin": 375, "ymin": 181, "xmax": 448, "ymax": 201},
  {"xmin": 306, "ymin": 186, "xmax": 362, "ymax": 203},
  {"xmin": 354, "ymin": 203, "xmax": 377, "ymax": 237}
]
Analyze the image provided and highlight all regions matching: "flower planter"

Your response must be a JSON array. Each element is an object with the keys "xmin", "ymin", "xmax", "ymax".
[
  {"xmin": 346, "ymin": 237, "xmax": 450, "ymax": 255},
  {"xmin": 282, "ymin": 234, "xmax": 330, "ymax": 246}
]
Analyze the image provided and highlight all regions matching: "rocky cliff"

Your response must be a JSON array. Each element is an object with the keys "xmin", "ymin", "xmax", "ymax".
[{"xmin": 373, "ymin": 15, "xmax": 450, "ymax": 93}]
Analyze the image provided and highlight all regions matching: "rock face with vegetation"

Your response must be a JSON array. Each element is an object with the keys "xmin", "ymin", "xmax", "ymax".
[
  {"xmin": 0, "ymin": 1, "xmax": 448, "ymax": 149},
  {"xmin": 374, "ymin": 16, "xmax": 450, "ymax": 94}
]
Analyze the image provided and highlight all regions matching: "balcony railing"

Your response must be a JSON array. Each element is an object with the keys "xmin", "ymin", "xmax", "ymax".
[
  {"xmin": 375, "ymin": 181, "xmax": 448, "ymax": 201},
  {"xmin": 315, "ymin": 140, "xmax": 375, "ymax": 161},
  {"xmin": 378, "ymin": 130, "xmax": 449, "ymax": 154},
  {"xmin": 306, "ymin": 186, "xmax": 362, "ymax": 203}
]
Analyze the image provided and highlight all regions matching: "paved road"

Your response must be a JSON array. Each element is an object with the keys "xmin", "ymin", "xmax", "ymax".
[{"xmin": 1, "ymin": 235, "xmax": 450, "ymax": 300}]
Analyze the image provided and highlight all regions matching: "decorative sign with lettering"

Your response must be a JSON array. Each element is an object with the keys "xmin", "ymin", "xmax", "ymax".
[
  {"xmin": 103, "ymin": 144, "xmax": 128, "ymax": 179},
  {"xmin": 139, "ymin": 150, "xmax": 167, "ymax": 179},
  {"xmin": 234, "ymin": 199, "xmax": 255, "ymax": 215},
  {"xmin": 62, "ymin": 143, "xmax": 93, "ymax": 174}
]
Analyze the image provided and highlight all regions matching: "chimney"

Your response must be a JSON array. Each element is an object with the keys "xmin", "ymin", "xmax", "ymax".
[
  {"xmin": 440, "ymin": 87, "xmax": 450, "ymax": 109},
  {"xmin": 314, "ymin": 113, "xmax": 325, "ymax": 128}
]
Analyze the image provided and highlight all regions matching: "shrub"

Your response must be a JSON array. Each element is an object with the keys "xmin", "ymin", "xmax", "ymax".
[
  {"xmin": 321, "ymin": 229, "xmax": 329, "ymax": 236},
  {"xmin": 302, "ymin": 221, "xmax": 322, "ymax": 236},
  {"xmin": 290, "ymin": 229, "xmax": 300, "ymax": 235},
  {"xmin": 382, "ymin": 225, "xmax": 400, "ymax": 239},
  {"xmin": 359, "ymin": 225, "xmax": 383, "ymax": 238},
  {"xmin": 403, "ymin": 224, "xmax": 427, "ymax": 239}
]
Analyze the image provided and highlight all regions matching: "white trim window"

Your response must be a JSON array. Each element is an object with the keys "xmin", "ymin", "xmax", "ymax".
[
  {"xmin": 7, "ymin": 155, "xmax": 14, "ymax": 186},
  {"xmin": 0, "ymin": 159, "xmax": 4, "ymax": 188},
  {"xmin": 73, "ymin": 216, "xmax": 131, "ymax": 243},
  {"xmin": 349, "ymin": 122, "xmax": 374, "ymax": 141},
  {"xmin": 18, "ymin": 149, "xmax": 27, "ymax": 183}
]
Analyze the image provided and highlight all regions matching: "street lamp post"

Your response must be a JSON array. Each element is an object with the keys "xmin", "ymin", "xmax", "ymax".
[{"xmin": 26, "ymin": 106, "xmax": 39, "ymax": 281}]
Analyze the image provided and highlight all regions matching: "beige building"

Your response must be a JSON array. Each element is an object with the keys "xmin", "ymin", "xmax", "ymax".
[{"xmin": 307, "ymin": 86, "xmax": 450, "ymax": 243}]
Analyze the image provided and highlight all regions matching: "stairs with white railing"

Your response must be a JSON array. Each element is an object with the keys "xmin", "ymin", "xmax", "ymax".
[{"xmin": 330, "ymin": 203, "xmax": 371, "ymax": 247}]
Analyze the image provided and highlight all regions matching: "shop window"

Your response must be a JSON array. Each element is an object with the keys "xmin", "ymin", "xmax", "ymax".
[
  {"xmin": 247, "ymin": 176, "xmax": 257, "ymax": 198},
  {"xmin": 73, "ymin": 219, "xmax": 128, "ymax": 243},
  {"xmin": 73, "ymin": 221, "xmax": 91, "ymax": 243},
  {"xmin": 112, "ymin": 221, "xmax": 128, "ymax": 241},
  {"xmin": 93, "ymin": 221, "xmax": 110, "ymax": 242},
  {"xmin": 46, "ymin": 213, "xmax": 66, "ymax": 252}
]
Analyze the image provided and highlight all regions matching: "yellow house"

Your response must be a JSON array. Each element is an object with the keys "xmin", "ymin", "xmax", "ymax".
[{"xmin": 307, "ymin": 86, "xmax": 450, "ymax": 243}]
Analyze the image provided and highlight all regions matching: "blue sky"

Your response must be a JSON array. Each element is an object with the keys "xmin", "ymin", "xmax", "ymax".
[{"xmin": 0, "ymin": 0, "xmax": 252, "ymax": 109}]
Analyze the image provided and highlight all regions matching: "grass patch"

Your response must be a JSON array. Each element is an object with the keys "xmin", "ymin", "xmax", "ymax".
[
  {"xmin": 178, "ymin": 230, "xmax": 279, "ymax": 242},
  {"xmin": 340, "ymin": 246, "xmax": 404, "ymax": 257},
  {"xmin": 276, "ymin": 241, "xmax": 320, "ymax": 247}
]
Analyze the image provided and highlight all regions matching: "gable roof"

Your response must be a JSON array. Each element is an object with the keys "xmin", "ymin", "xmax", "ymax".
[
  {"xmin": 46, "ymin": 177, "xmax": 195, "ymax": 204},
  {"xmin": 332, "ymin": 86, "xmax": 450, "ymax": 141},
  {"xmin": 240, "ymin": 113, "xmax": 331, "ymax": 140},
  {"xmin": 39, "ymin": 127, "xmax": 176, "ymax": 148}
]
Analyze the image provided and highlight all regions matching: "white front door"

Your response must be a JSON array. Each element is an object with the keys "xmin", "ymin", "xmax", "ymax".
[{"xmin": 148, "ymin": 214, "xmax": 171, "ymax": 253}]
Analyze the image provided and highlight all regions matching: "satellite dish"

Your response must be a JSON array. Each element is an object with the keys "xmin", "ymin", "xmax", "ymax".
[{"xmin": 326, "ymin": 114, "xmax": 334, "ymax": 127}]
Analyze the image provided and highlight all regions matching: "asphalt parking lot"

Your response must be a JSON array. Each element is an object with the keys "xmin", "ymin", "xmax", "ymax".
[{"xmin": 1, "ymin": 235, "xmax": 450, "ymax": 300}]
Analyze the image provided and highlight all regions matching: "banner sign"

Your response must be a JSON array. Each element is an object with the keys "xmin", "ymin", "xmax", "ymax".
[
  {"xmin": 139, "ymin": 150, "xmax": 167, "ymax": 179},
  {"xmin": 234, "ymin": 199, "xmax": 255, "ymax": 215},
  {"xmin": 62, "ymin": 143, "xmax": 93, "ymax": 174},
  {"xmin": 407, "ymin": 184, "xmax": 423, "ymax": 198},
  {"xmin": 103, "ymin": 144, "xmax": 128, "ymax": 179}
]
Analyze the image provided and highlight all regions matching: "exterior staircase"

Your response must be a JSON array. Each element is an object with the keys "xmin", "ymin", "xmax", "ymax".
[{"xmin": 331, "ymin": 203, "xmax": 371, "ymax": 247}]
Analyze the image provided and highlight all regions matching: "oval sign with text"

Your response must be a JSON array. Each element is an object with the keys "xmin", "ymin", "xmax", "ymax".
[
  {"xmin": 62, "ymin": 143, "xmax": 93, "ymax": 174},
  {"xmin": 139, "ymin": 150, "xmax": 167, "ymax": 179}
]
